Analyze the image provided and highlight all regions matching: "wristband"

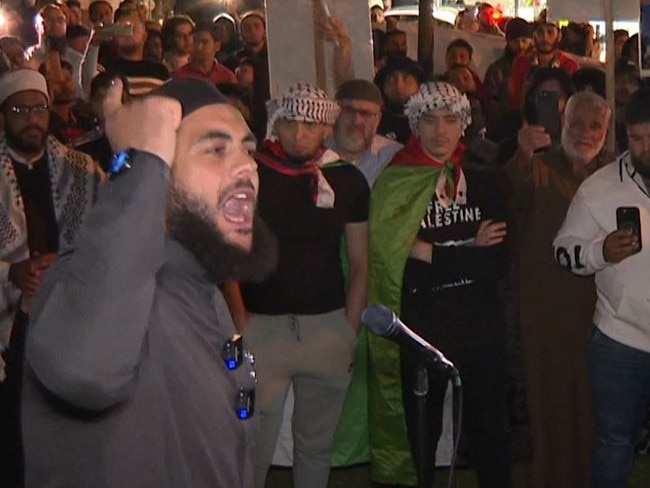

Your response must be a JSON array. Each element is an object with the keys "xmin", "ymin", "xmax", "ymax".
[{"xmin": 108, "ymin": 149, "xmax": 132, "ymax": 179}]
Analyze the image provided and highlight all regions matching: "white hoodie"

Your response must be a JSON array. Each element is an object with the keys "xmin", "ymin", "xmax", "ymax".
[{"xmin": 553, "ymin": 152, "xmax": 650, "ymax": 352}]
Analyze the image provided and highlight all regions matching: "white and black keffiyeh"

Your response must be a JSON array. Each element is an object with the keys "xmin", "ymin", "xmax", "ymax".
[
  {"xmin": 405, "ymin": 82, "xmax": 472, "ymax": 134},
  {"xmin": 266, "ymin": 83, "xmax": 340, "ymax": 140}
]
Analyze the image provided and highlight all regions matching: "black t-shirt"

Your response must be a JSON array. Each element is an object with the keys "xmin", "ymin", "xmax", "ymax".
[
  {"xmin": 242, "ymin": 161, "xmax": 369, "ymax": 315},
  {"xmin": 107, "ymin": 58, "xmax": 170, "ymax": 96},
  {"xmin": 401, "ymin": 164, "xmax": 512, "ymax": 348},
  {"xmin": 11, "ymin": 155, "xmax": 59, "ymax": 256}
]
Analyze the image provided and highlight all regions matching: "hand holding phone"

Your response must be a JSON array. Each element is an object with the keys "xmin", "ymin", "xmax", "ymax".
[
  {"xmin": 604, "ymin": 206, "xmax": 643, "ymax": 263},
  {"xmin": 616, "ymin": 206, "xmax": 642, "ymax": 249},
  {"xmin": 535, "ymin": 90, "xmax": 561, "ymax": 147},
  {"xmin": 517, "ymin": 122, "xmax": 552, "ymax": 161}
]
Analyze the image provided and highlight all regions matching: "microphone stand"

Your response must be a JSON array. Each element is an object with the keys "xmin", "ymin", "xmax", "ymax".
[
  {"xmin": 413, "ymin": 356, "xmax": 462, "ymax": 488},
  {"xmin": 413, "ymin": 365, "xmax": 432, "ymax": 488}
]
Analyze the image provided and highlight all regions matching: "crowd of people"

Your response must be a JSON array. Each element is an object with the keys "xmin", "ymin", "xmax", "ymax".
[{"xmin": 0, "ymin": 1, "xmax": 649, "ymax": 488}]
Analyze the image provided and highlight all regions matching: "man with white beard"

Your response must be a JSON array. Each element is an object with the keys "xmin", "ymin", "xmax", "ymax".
[
  {"xmin": 560, "ymin": 92, "xmax": 611, "ymax": 177},
  {"xmin": 554, "ymin": 88, "xmax": 650, "ymax": 488},
  {"xmin": 504, "ymin": 90, "xmax": 612, "ymax": 488}
]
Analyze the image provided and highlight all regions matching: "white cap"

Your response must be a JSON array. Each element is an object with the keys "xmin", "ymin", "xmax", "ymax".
[{"xmin": 0, "ymin": 69, "xmax": 50, "ymax": 107}]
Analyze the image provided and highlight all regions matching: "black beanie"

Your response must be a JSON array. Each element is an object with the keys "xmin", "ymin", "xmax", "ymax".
[
  {"xmin": 374, "ymin": 57, "xmax": 425, "ymax": 91},
  {"xmin": 153, "ymin": 78, "xmax": 228, "ymax": 118},
  {"xmin": 505, "ymin": 18, "xmax": 531, "ymax": 41}
]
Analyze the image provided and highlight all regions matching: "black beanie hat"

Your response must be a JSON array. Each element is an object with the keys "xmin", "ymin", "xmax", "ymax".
[
  {"xmin": 153, "ymin": 78, "xmax": 228, "ymax": 118},
  {"xmin": 506, "ymin": 18, "xmax": 531, "ymax": 41},
  {"xmin": 374, "ymin": 57, "xmax": 425, "ymax": 91},
  {"xmin": 336, "ymin": 79, "xmax": 383, "ymax": 106}
]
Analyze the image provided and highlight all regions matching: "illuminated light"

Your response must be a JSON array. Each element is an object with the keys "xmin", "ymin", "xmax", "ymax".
[
  {"xmin": 0, "ymin": 11, "xmax": 5, "ymax": 27},
  {"xmin": 492, "ymin": 10, "xmax": 502, "ymax": 20}
]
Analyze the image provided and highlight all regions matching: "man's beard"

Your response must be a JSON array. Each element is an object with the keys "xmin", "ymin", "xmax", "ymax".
[
  {"xmin": 4, "ymin": 123, "xmax": 46, "ymax": 155},
  {"xmin": 536, "ymin": 39, "xmax": 559, "ymax": 55},
  {"xmin": 166, "ymin": 184, "xmax": 278, "ymax": 284},
  {"xmin": 335, "ymin": 124, "xmax": 371, "ymax": 155},
  {"xmin": 630, "ymin": 151, "xmax": 650, "ymax": 179},
  {"xmin": 561, "ymin": 127, "xmax": 605, "ymax": 168}
]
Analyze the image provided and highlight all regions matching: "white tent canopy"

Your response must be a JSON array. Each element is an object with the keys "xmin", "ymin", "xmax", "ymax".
[{"xmin": 547, "ymin": 0, "xmax": 638, "ymax": 21}]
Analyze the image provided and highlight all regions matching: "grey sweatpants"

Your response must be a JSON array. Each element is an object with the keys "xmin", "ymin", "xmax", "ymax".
[{"xmin": 244, "ymin": 308, "xmax": 357, "ymax": 488}]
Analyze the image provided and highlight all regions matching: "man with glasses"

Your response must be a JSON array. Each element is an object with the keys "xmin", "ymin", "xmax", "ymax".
[
  {"xmin": 0, "ymin": 68, "xmax": 101, "ymax": 488},
  {"xmin": 328, "ymin": 79, "xmax": 402, "ymax": 186}
]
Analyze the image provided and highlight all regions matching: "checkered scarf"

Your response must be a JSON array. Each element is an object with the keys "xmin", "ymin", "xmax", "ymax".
[
  {"xmin": 404, "ymin": 82, "xmax": 472, "ymax": 134},
  {"xmin": 263, "ymin": 84, "xmax": 343, "ymax": 208},
  {"xmin": 265, "ymin": 83, "xmax": 340, "ymax": 140}
]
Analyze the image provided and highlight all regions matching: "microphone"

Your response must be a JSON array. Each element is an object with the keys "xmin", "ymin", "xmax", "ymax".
[{"xmin": 362, "ymin": 303, "xmax": 458, "ymax": 376}]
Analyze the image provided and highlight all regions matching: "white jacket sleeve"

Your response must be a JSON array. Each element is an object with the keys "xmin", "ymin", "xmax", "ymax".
[{"xmin": 553, "ymin": 191, "xmax": 609, "ymax": 276}]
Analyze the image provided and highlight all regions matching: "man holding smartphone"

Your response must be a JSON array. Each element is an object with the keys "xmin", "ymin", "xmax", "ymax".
[
  {"xmin": 505, "ymin": 89, "xmax": 610, "ymax": 488},
  {"xmin": 553, "ymin": 88, "xmax": 650, "ymax": 488}
]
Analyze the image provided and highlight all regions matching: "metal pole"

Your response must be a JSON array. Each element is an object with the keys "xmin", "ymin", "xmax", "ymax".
[
  {"xmin": 605, "ymin": 0, "xmax": 616, "ymax": 153},
  {"xmin": 418, "ymin": 0, "xmax": 434, "ymax": 78},
  {"xmin": 414, "ymin": 366, "xmax": 431, "ymax": 488}
]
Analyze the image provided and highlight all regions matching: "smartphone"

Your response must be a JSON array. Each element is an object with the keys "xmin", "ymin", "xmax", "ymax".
[
  {"xmin": 616, "ymin": 206, "xmax": 642, "ymax": 250},
  {"xmin": 536, "ymin": 90, "xmax": 561, "ymax": 144},
  {"xmin": 95, "ymin": 23, "xmax": 134, "ymax": 40}
]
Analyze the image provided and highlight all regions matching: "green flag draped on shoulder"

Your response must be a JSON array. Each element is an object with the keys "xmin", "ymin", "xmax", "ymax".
[
  {"xmin": 366, "ymin": 162, "xmax": 443, "ymax": 485},
  {"xmin": 333, "ymin": 134, "xmax": 465, "ymax": 479}
]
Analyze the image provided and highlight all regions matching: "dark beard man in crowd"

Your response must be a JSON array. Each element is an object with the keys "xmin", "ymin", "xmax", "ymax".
[{"xmin": 20, "ymin": 78, "xmax": 277, "ymax": 488}]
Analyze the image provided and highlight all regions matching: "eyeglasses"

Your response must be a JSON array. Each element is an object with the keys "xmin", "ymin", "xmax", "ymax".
[
  {"xmin": 222, "ymin": 334, "xmax": 257, "ymax": 420},
  {"xmin": 7, "ymin": 104, "xmax": 50, "ymax": 116},
  {"xmin": 340, "ymin": 106, "xmax": 380, "ymax": 120}
]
